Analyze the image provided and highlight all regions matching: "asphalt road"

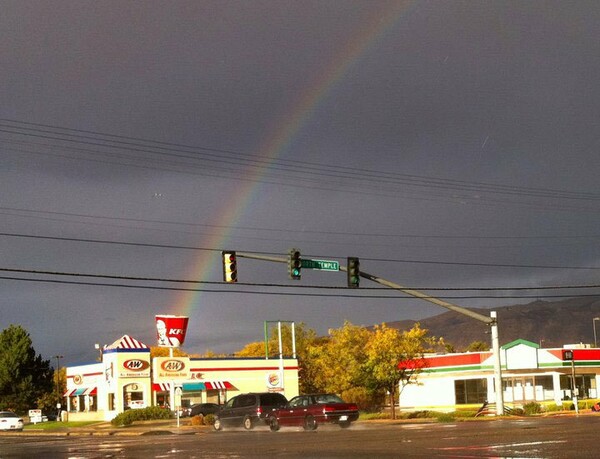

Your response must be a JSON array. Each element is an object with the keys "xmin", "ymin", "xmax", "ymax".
[{"xmin": 1, "ymin": 416, "xmax": 599, "ymax": 458}]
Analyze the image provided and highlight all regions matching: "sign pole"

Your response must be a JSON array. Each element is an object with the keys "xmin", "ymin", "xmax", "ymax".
[
  {"xmin": 278, "ymin": 321, "xmax": 285, "ymax": 391},
  {"xmin": 169, "ymin": 347, "xmax": 177, "ymax": 424},
  {"xmin": 571, "ymin": 357, "xmax": 579, "ymax": 414}
]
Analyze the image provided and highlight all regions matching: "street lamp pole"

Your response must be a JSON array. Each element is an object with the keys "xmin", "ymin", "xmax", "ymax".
[
  {"xmin": 54, "ymin": 355, "xmax": 63, "ymax": 419},
  {"xmin": 593, "ymin": 317, "xmax": 600, "ymax": 348},
  {"xmin": 570, "ymin": 357, "xmax": 579, "ymax": 415}
]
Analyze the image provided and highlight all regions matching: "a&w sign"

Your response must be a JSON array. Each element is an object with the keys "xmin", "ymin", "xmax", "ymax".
[{"xmin": 152, "ymin": 357, "xmax": 191, "ymax": 381}]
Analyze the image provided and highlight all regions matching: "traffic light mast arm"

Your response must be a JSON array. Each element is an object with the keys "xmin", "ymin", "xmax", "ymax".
[
  {"xmin": 357, "ymin": 269, "xmax": 493, "ymax": 325},
  {"xmin": 236, "ymin": 253, "xmax": 492, "ymax": 325},
  {"xmin": 236, "ymin": 252, "xmax": 287, "ymax": 264}
]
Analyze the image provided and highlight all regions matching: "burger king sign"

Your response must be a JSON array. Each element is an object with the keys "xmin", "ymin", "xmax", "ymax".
[{"xmin": 266, "ymin": 371, "xmax": 282, "ymax": 389}]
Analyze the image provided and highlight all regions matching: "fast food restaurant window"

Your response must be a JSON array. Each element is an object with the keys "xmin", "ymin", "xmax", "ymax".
[{"xmin": 455, "ymin": 378, "xmax": 487, "ymax": 404}]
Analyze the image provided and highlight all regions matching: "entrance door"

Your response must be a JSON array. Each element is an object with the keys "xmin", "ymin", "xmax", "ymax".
[
  {"xmin": 512, "ymin": 377, "xmax": 535, "ymax": 402},
  {"xmin": 504, "ymin": 377, "xmax": 536, "ymax": 403},
  {"xmin": 123, "ymin": 383, "xmax": 145, "ymax": 410}
]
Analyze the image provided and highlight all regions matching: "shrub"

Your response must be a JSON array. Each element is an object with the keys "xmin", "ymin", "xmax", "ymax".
[
  {"xmin": 582, "ymin": 400, "xmax": 598, "ymax": 410},
  {"xmin": 523, "ymin": 402, "xmax": 542, "ymax": 415},
  {"xmin": 203, "ymin": 414, "xmax": 216, "ymax": 425},
  {"xmin": 435, "ymin": 413, "xmax": 455, "ymax": 423},
  {"xmin": 544, "ymin": 403, "xmax": 562, "ymax": 412},
  {"xmin": 111, "ymin": 410, "xmax": 136, "ymax": 427},
  {"xmin": 359, "ymin": 412, "xmax": 391, "ymax": 420},
  {"xmin": 111, "ymin": 406, "xmax": 173, "ymax": 427},
  {"xmin": 407, "ymin": 410, "xmax": 435, "ymax": 419},
  {"xmin": 451, "ymin": 410, "xmax": 477, "ymax": 418}
]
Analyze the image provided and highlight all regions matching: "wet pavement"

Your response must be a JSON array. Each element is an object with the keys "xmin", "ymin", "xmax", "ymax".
[{"xmin": 17, "ymin": 409, "xmax": 595, "ymax": 437}]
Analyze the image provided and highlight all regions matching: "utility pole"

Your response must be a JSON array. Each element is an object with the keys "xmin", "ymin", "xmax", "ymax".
[{"xmin": 54, "ymin": 355, "xmax": 63, "ymax": 419}]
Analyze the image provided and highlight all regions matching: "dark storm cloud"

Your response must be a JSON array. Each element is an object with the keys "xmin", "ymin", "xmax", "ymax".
[{"xmin": 1, "ymin": 1, "xmax": 599, "ymax": 364}]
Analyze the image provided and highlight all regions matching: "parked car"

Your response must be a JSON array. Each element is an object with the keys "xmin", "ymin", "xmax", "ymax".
[
  {"xmin": 213, "ymin": 392, "xmax": 288, "ymax": 431},
  {"xmin": 188, "ymin": 403, "xmax": 220, "ymax": 417},
  {"xmin": 0, "ymin": 411, "xmax": 24, "ymax": 431},
  {"xmin": 268, "ymin": 394, "xmax": 359, "ymax": 431}
]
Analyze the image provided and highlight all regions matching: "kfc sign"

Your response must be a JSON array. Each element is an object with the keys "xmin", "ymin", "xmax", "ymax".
[{"xmin": 155, "ymin": 315, "xmax": 189, "ymax": 348}]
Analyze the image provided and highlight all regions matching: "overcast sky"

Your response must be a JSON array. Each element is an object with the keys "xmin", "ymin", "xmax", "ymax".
[{"xmin": 2, "ymin": 1, "xmax": 600, "ymax": 365}]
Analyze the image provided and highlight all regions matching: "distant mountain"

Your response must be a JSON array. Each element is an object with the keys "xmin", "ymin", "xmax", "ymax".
[{"xmin": 384, "ymin": 296, "xmax": 600, "ymax": 351}]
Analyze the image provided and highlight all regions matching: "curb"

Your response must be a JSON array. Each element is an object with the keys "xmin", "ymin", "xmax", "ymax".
[{"xmin": 15, "ymin": 428, "xmax": 205, "ymax": 437}]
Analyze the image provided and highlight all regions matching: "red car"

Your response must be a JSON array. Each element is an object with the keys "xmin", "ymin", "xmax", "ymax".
[{"xmin": 268, "ymin": 394, "xmax": 359, "ymax": 431}]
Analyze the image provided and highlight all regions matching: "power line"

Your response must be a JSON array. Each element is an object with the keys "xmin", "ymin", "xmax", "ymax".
[
  {"xmin": 1, "ymin": 267, "xmax": 599, "ymax": 293},
  {"xmin": 1, "ymin": 208, "xmax": 599, "ymax": 241},
  {"xmin": 1, "ymin": 274, "xmax": 599, "ymax": 300},
  {"xmin": 5, "ymin": 139, "xmax": 600, "ymax": 214},
  {"xmin": 1, "ymin": 231, "xmax": 600, "ymax": 271},
  {"xmin": 3, "ymin": 119, "xmax": 600, "ymax": 211},
  {"xmin": 2, "ymin": 205, "xmax": 597, "ymax": 251}
]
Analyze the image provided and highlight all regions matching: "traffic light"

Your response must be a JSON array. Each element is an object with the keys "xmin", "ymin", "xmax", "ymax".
[
  {"xmin": 288, "ymin": 248, "xmax": 301, "ymax": 280},
  {"xmin": 347, "ymin": 257, "xmax": 360, "ymax": 288},
  {"xmin": 222, "ymin": 251, "xmax": 237, "ymax": 283}
]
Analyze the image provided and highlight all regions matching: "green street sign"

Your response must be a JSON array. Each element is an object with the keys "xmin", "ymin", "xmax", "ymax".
[{"xmin": 301, "ymin": 259, "xmax": 339, "ymax": 271}]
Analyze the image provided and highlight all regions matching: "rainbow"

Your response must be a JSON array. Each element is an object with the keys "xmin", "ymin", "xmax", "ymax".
[{"xmin": 172, "ymin": 2, "xmax": 417, "ymax": 319}]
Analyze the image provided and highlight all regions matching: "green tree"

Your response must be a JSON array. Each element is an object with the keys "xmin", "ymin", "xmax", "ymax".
[
  {"xmin": 36, "ymin": 366, "xmax": 65, "ymax": 415},
  {"xmin": 307, "ymin": 321, "xmax": 371, "ymax": 395},
  {"xmin": 0, "ymin": 325, "xmax": 54, "ymax": 413},
  {"xmin": 465, "ymin": 341, "xmax": 489, "ymax": 352},
  {"xmin": 363, "ymin": 323, "xmax": 434, "ymax": 419},
  {"xmin": 149, "ymin": 346, "xmax": 188, "ymax": 359},
  {"xmin": 235, "ymin": 340, "xmax": 269, "ymax": 358}
]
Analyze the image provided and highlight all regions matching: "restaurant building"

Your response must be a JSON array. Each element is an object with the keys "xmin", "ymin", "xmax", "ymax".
[
  {"xmin": 399, "ymin": 339, "xmax": 600, "ymax": 412},
  {"xmin": 63, "ymin": 334, "xmax": 299, "ymax": 422}
]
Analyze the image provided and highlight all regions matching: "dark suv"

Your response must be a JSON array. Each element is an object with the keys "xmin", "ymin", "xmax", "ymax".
[{"xmin": 213, "ymin": 392, "xmax": 288, "ymax": 430}]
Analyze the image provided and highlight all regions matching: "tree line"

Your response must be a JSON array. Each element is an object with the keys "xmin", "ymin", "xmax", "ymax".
[{"xmin": 231, "ymin": 321, "xmax": 442, "ymax": 419}]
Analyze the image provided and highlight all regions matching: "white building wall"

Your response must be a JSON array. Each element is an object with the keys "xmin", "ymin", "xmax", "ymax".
[
  {"xmin": 505, "ymin": 344, "xmax": 538, "ymax": 370},
  {"xmin": 552, "ymin": 373, "xmax": 562, "ymax": 405},
  {"xmin": 486, "ymin": 375, "xmax": 496, "ymax": 403},
  {"xmin": 400, "ymin": 376, "xmax": 456, "ymax": 410}
]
